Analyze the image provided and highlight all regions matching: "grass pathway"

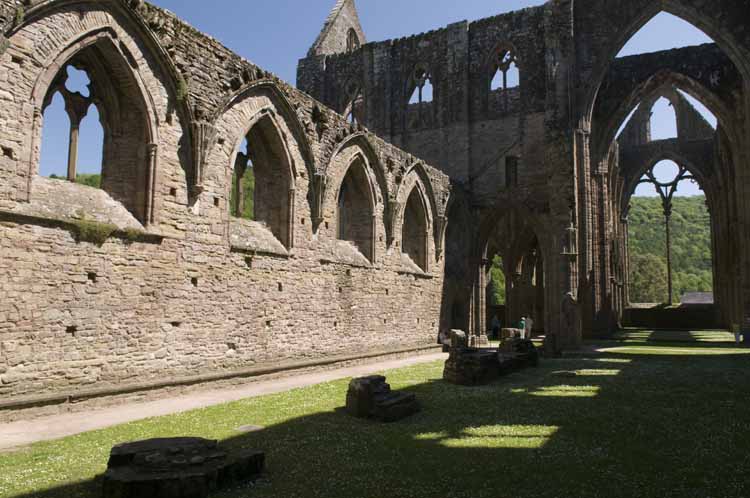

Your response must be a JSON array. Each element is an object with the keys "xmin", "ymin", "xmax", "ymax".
[{"xmin": 1, "ymin": 331, "xmax": 749, "ymax": 498}]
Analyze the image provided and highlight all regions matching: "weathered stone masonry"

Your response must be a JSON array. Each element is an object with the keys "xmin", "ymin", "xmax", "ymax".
[
  {"xmin": 299, "ymin": 0, "xmax": 750, "ymax": 343},
  {"xmin": 0, "ymin": 0, "xmax": 451, "ymax": 401},
  {"xmin": 2, "ymin": 0, "xmax": 750, "ymax": 409}
]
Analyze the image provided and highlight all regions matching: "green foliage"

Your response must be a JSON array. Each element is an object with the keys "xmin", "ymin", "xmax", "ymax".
[
  {"xmin": 0, "ymin": 36, "xmax": 10, "ymax": 56},
  {"xmin": 489, "ymin": 254, "xmax": 506, "ymax": 305},
  {"xmin": 76, "ymin": 174, "xmax": 101, "ymax": 188},
  {"xmin": 629, "ymin": 253, "xmax": 668, "ymax": 303},
  {"xmin": 48, "ymin": 173, "xmax": 102, "ymax": 189},
  {"xmin": 628, "ymin": 195, "xmax": 713, "ymax": 303},
  {"xmin": 14, "ymin": 6, "xmax": 24, "ymax": 26},
  {"xmin": 176, "ymin": 73, "xmax": 189, "ymax": 102},
  {"xmin": 72, "ymin": 218, "xmax": 117, "ymax": 246},
  {"xmin": 230, "ymin": 167, "xmax": 255, "ymax": 220}
]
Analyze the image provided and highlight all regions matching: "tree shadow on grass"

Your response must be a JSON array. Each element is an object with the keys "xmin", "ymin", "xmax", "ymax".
[{"xmin": 8, "ymin": 350, "xmax": 750, "ymax": 498}]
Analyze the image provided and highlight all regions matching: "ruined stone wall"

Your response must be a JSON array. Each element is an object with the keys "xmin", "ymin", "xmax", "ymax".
[
  {"xmin": 0, "ymin": 0, "xmax": 451, "ymax": 400},
  {"xmin": 299, "ymin": 0, "xmax": 750, "ymax": 342},
  {"xmin": 298, "ymin": 3, "xmax": 576, "ymax": 341}
]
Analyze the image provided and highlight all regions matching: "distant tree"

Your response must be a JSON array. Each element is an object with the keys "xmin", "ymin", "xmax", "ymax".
[
  {"xmin": 76, "ymin": 173, "xmax": 101, "ymax": 188},
  {"xmin": 230, "ymin": 167, "xmax": 255, "ymax": 219},
  {"xmin": 48, "ymin": 173, "xmax": 101, "ymax": 188},
  {"xmin": 629, "ymin": 253, "xmax": 668, "ymax": 303},
  {"xmin": 489, "ymin": 255, "xmax": 506, "ymax": 305}
]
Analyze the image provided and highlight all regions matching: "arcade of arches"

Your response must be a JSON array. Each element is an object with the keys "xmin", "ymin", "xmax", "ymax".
[
  {"xmin": 1, "ymin": 0, "xmax": 749, "ymax": 412},
  {"xmin": 299, "ymin": 0, "xmax": 750, "ymax": 349}
]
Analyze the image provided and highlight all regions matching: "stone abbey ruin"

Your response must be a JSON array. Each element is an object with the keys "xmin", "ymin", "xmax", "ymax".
[{"xmin": 0, "ymin": 0, "xmax": 749, "ymax": 414}]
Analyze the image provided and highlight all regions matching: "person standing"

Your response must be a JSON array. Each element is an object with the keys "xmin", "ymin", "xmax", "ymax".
[
  {"xmin": 732, "ymin": 324, "xmax": 742, "ymax": 345},
  {"xmin": 525, "ymin": 315, "xmax": 534, "ymax": 340},
  {"xmin": 491, "ymin": 314, "xmax": 501, "ymax": 340}
]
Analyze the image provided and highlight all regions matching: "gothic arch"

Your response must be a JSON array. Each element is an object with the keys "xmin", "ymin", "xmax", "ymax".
[
  {"xmin": 213, "ymin": 80, "xmax": 315, "ymax": 182},
  {"xmin": 323, "ymin": 133, "xmax": 391, "ymax": 243},
  {"xmin": 331, "ymin": 152, "xmax": 378, "ymax": 262},
  {"xmin": 593, "ymin": 70, "xmax": 734, "ymax": 161},
  {"xmin": 395, "ymin": 162, "xmax": 442, "ymax": 257},
  {"xmin": 227, "ymin": 110, "xmax": 297, "ymax": 248},
  {"xmin": 27, "ymin": 27, "xmax": 161, "ymax": 225},
  {"xmin": 486, "ymin": 41, "xmax": 521, "ymax": 88},
  {"xmin": 581, "ymin": 3, "xmax": 750, "ymax": 128}
]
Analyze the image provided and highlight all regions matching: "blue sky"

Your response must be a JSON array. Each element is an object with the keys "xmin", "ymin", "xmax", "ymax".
[{"xmin": 39, "ymin": 1, "xmax": 715, "ymax": 196}]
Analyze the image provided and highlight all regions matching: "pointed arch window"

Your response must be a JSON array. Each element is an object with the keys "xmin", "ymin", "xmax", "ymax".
[
  {"xmin": 402, "ymin": 188, "xmax": 429, "ymax": 272},
  {"xmin": 344, "ymin": 82, "xmax": 365, "ymax": 125},
  {"xmin": 40, "ymin": 65, "xmax": 104, "ymax": 188},
  {"xmin": 337, "ymin": 157, "xmax": 374, "ymax": 261},
  {"xmin": 231, "ymin": 114, "xmax": 293, "ymax": 248},
  {"xmin": 408, "ymin": 67, "xmax": 433, "ymax": 105},
  {"xmin": 347, "ymin": 29, "xmax": 361, "ymax": 53},
  {"xmin": 490, "ymin": 48, "xmax": 519, "ymax": 92},
  {"xmin": 36, "ymin": 36, "xmax": 158, "ymax": 225}
]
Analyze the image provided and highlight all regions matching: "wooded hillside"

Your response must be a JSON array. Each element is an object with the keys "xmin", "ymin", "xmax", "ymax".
[{"xmin": 628, "ymin": 195, "xmax": 713, "ymax": 303}]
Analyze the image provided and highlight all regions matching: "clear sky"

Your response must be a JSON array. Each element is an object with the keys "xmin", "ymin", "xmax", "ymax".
[{"xmin": 39, "ymin": 1, "xmax": 715, "ymax": 197}]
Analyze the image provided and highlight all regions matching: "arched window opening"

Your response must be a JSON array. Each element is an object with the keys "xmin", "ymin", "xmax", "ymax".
[
  {"xmin": 37, "ymin": 39, "xmax": 156, "ymax": 225},
  {"xmin": 337, "ymin": 158, "xmax": 373, "ymax": 261},
  {"xmin": 402, "ymin": 188, "xmax": 428, "ymax": 271},
  {"xmin": 490, "ymin": 49, "xmax": 519, "ymax": 92},
  {"xmin": 617, "ymin": 12, "xmax": 713, "ymax": 58},
  {"xmin": 231, "ymin": 137, "xmax": 255, "ymax": 219},
  {"xmin": 231, "ymin": 117, "xmax": 292, "ymax": 248},
  {"xmin": 629, "ymin": 160, "xmax": 712, "ymax": 305},
  {"xmin": 649, "ymin": 97, "xmax": 678, "ymax": 141},
  {"xmin": 676, "ymin": 89, "xmax": 717, "ymax": 129},
  {"xmin": 344, "ymin": 82, "xmax": 364, "ymax": 125},
  {"xmin": 40, "ymin": 66, "xmax": 103, "ymax": 188},
  {"xmin": 346, "ymin": 28, "xmax": 360, "ymax": 53},
  {"xmin": 76, "ymin": 105, "xmax": 104, "ymax": 187},
  {"xmin": 408, "ymin": 67, "xmax": 433, "ymax": 105},
  {"xmin": 39, "ymin": 92, "xmax": 70, "ymax": 180}
]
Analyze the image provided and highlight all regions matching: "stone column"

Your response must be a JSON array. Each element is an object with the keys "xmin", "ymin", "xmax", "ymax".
[
  {"xmin": 63, "ymin": 91, "xmax": 91, "ymax": 182},
  {"xmin": 145, "ymin": 143, "xmax": 158, "ymax": 226},
  {"xmin": 287, "ymin": 188, "xmax": 296, "ymax": 249},
  {"xmin": 233, "ymin": 152, "xmax": 248, "ymax": 217}
]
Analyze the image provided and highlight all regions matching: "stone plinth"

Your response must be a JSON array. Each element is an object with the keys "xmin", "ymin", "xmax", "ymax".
[
  {"xmin": 497, "ymin": 338, "xmax": 540, "ymax": 372},
  {"xmin": 443, "ymin": 348, "xmax": 501, "ymax": 386},
  {"xmin": 501, "ymin": 328, "xmax": 524, "ymax": 340},
  {"xmin": 102, "ymin": 437, "xmax": 264, "ymax": 498},
  {"xmin": 346, "ymin": 375, "xmax": 420, "ymax": 422}
]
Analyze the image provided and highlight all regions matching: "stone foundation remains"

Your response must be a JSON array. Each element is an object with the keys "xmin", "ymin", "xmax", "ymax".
[
  {"xmin": 103, "ymin": 437, "xmax": 264, "ymax": 498},
  {"xmin": 345, "ymin": 375, "xmax": 420, "ymax": 422}
]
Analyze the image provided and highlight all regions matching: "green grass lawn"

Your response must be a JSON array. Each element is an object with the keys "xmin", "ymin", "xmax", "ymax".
[{"xmin": 2, "ymin": 331, "xmax": 749, "ymax": 498}]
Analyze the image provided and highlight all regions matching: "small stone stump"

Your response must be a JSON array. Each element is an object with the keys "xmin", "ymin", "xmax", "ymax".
[
  {"xmin": 346, "ymin": 375, "xmax": 420, "ymax": 422},
  {"xmin": 102, "ymin": 437, "xmax": 265, "ymax": 498}
]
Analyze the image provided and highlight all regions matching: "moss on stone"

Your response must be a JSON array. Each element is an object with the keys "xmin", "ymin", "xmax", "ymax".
[
  {"xmin": 121, "ymin": 227, "xmax": 146, "ymax": 242},
  {"xmin": 176, "ymin": 73, "xmax": 189, "ymax": 102},
  {"xmin": 14, "ymin": 6, "xmax": 24, "ymax": 26},
  {"xmin": 72, "ymin": 219, "xmax": 118, "ymax": 246},
  {"xmin": 0, "ymin": 36, "xmax": 9, "ymax": 56}
]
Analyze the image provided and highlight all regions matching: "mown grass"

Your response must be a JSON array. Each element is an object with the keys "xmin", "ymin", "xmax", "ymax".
[{"xmin": 1, "ymin": 331, "xmax": 749, "ymax": 498}]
